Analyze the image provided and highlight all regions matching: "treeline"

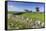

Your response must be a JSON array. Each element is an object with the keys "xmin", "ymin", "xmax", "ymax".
[{"xmin": 25, "ymin": 7, "xmax": 40, "ymax": 12}]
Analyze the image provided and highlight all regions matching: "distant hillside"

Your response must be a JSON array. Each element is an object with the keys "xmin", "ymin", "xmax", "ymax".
[{"xmin": 19, "ymin": 12, "xmax": 44, "ymax": 22}]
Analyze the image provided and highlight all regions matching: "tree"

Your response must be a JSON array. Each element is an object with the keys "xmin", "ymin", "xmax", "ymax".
[
  {"xmin": 36, "ymin": 7, "xmax": 39, "ymax": 12},
  {"xmin": 25, "ymin": 9, "xmax": 29, "ymax": 12},
  {"xmin": 30, "ymin": 11, "xmax": 32, "ymax": 12}
]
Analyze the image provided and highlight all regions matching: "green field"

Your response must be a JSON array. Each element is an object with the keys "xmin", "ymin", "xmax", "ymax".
[
  {"xmin": 21, "ymin": 12, "xmax": 44, "ymax": 22},
  {"xmin": 8, "ymin": 11, "xmax": 44, "ymax": 22}
]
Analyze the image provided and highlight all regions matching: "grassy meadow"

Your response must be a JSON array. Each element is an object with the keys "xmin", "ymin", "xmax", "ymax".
[{"xmin": 7, "ymin": 11, "xmax": 45, "ymax": 29}]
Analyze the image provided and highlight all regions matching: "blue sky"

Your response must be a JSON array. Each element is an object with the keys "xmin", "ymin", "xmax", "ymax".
[{"xmin": 8, "ymin": 1, "xmax": 45, "ymax": 12}]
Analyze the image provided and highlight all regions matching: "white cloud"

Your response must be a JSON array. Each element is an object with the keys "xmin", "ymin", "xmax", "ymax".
[
  {"xmin": 8, "ymin": 5, "xmax": 14, "ymax": 8},
  {"xmin": 8, "ymin": 5, "xmax": 15, "ymax": 11}
]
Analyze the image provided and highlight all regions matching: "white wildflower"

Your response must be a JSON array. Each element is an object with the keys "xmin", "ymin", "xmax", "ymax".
[{"xmin": 26, "ymin": 18, "xmax": 29, "ymax": 20}]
